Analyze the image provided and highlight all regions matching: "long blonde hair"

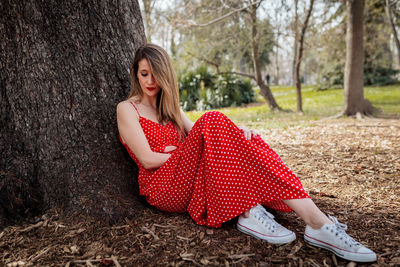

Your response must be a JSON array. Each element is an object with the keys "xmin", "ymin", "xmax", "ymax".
[{"xmin": 127, "ymin": 44, "xmax": 186, "ymax": 137}]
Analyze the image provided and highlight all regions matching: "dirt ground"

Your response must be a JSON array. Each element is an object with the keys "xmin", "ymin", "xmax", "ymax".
[{"xmin": 1, "ymin": 117, "xmax": 399, "ymax": 267}]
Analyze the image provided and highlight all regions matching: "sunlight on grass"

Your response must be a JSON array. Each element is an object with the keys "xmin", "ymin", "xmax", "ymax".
[{"xmin": 186, "ymin": 84, "xmax": 400, "ymax": 128}]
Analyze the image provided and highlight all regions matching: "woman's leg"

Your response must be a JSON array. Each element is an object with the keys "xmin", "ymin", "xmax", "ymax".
[
  {"xmin": 242, "ymin": 198, "xmax": 332, "ymax": 229},
  {"xmin": 282, "ymin": 198, "xmax": 332, "ymax": 228}
]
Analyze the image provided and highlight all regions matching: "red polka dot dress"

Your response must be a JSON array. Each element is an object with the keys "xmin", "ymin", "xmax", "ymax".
[{"xmin": 120, "ymin": 102, "xmax": 310, "ymax": 228}]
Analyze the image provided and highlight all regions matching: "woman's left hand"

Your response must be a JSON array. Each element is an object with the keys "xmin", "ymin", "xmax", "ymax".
[
  {"xmin": 238, "ymin": 126, "xmax": 258, "ymax": 140},
  {"xmin": 164, "ymin": 146, "xmax": 178, "ymax": 153}
]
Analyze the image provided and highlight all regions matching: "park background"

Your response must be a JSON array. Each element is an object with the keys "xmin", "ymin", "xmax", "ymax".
[{"xmin": 0, "ymin": 0, "xmax": 399, "ymax": 266}]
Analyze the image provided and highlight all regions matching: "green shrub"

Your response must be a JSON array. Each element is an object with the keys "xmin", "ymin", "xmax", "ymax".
[{"xmin": 178, "ymin": 66, "xmax": 256, "ymax": 111}]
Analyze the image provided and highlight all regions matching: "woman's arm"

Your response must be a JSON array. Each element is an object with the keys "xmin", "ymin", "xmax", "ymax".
[
  {"xmin": 180, "ymin": 109, "xmax": 195, "ymax": 133},
  {"xmin": 117, "ymin": 101, "xmax": 171, "ymax": 169}
]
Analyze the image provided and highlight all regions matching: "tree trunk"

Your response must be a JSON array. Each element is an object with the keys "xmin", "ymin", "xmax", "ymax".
[
  {"xmin": 294, "ymin": 0, "xmax": 314, "ymax": 113},
  {"xmin": 386, "ymin": 0, "xmax": 400, "ymax": 67},
  {"xmin": 0, "ymin": 0, "xmax": 146, "ymax": 228},
  {"xmin": 343, "ymin": 0, "xmax": 373, "ymax": 116},
  {"xmin": 292, "ymin": 0, "xmax": 299, "ymax": 86},
  {"xmin": 249, "ymin": 3, "xmax": 281, "ymax": 110},
  {"xmin": 142, "ymin": 0, "xmax": 153, "ymax": 43},
  {"xmin": 275, "ymin": 46, "xmax": 280, "ymax": 85}
]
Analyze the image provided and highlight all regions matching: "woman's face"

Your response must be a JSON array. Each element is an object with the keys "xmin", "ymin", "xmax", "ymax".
[{"xmin": 137, "ymin": 58, "xmax": 161, "ymax": 97}]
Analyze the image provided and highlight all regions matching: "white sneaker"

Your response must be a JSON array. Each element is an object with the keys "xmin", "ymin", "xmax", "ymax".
[
  {"xmin": 304, "ymin": 215, "xmax": 377, "ymax": 262},
  {"xmin": 237, "ymin": 204, "xmax": 296, "ymax": 244}
]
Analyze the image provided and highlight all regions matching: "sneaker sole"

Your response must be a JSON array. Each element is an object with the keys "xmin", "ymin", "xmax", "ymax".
[
  {"xmin": 237, "ymin": 223, "xmax": 296, "ymax": 245},
  {"xmin": 304, "ymin": 234, "xmax": 377, "ymax": 263}
]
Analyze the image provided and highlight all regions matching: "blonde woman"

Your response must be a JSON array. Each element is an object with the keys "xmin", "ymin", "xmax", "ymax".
[{"xmin": 117, "ymin": 44, "xmax": 376, "ymax": 263}]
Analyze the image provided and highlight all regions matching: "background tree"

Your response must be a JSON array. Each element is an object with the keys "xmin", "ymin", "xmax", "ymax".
[
  {"xmin": 0, "ymin": 0, "xmax": 146, "ymax": 227},
  {"xmin": 292, "ymin": 0, "xmax": 299, "ymax": 86},
  {"xmin": 248, "ymin": 1, "xmax": 281, "ymax": 110},
  {"xmin": 342, "ymin": 0, "xmax": 373, "ymax": 116},
  {"xmin": 175, "ymin": 0, "xmax": 281, "ymax": 110},
  {"xmin": 141, "ymin": 0, "xmax": 156, "ymax": 42},
  {"xmin": 385, "ymin": 0, "xmax": 400, "ymax": 67},
  {"xmin": 293, "ymin": 0, "xmax": 315, "ymax": 113},
  {"xmin": 315, "ymin": 0, "xmax": 398, "ymax": 89}
]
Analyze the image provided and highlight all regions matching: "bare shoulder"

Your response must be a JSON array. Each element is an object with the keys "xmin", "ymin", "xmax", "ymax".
[
  {"xmin": 117, "ymin": 100, "xmax": 132, "ymax": 110},
  {"xmin": 117, "ymin": 100, "xmax": 139, "ymax": 121}
]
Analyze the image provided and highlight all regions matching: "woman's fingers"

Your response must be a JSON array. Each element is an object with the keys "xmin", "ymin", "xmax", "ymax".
[
  {"xmin": 240, "ymin": 126, "xmax": 259, "ymax": 140},
  {"xmin": 251, "ymin": 130, "xmax": 259, "ymax": 136},
  {"xmin": 244, "ymin": 129, "xmax": 251, "ymax": 139},
  {"xmin": 164, "ymin": 145, "xmax": 177, "ymax": 152}
]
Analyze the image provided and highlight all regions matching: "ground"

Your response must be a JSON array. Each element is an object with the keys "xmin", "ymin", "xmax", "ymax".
[{"xmin": 1, "ymin": 117, "xmax": 399, "ymax": 267}]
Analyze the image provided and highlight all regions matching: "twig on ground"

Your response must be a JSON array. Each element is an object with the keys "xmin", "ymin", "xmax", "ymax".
[
  {"xmin": 153, "ymin": 223, "xmax": 176, "ymax": 228},
  {"xmin": 228, "ymin": 253, "xmax": 255, "ymax": 259},
  {"xmin": 111, "ymin": 225, "xmax": 130, "ymax": 230},
  {"xmin": 20, "ymin": 221, "xmax": 43, "ymax": 233},
  {"xmin": 141, "ymin": 226, "xmax": 160, "ymax": 240},
  {"xmin": 66, "ymin": 257, "xmax": 126, "ymax": 265},
  {"xmin": 27, "ymin": 247, "xmax": 51, "ymax": 262},
  {"xmin": 111, "ymin": 255, "xmax": 121, "ymax": 267},
  {"xmin": 332, "ymin": 255, "xmax": 338, "ymax": 266}
]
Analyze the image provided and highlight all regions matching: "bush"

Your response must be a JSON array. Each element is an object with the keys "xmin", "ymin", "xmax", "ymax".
[
  {"xmin": 316, "ymin": 63, "xmax": 399, "ymax": 90},
  {"xmin": 364, "ymin": 64, "xmax": 399, "ymax": 86},
  {"xmin": 178, "ymin": 66, "xmax": 256, "ymax": 111}
]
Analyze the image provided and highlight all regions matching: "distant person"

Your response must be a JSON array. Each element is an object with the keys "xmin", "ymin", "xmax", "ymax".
[
  {"xmin": 265, "ymin": 73, "xmax": 270, "ymax": 85},
  {"xmin": 116, "ymin": 43, "xmax": 376, "ymax": 263}
]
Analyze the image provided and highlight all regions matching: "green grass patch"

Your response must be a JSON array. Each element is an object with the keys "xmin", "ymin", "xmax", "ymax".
[{"xmin": 186, "ymin": 84, "xmax": 400, "ymax": 128}]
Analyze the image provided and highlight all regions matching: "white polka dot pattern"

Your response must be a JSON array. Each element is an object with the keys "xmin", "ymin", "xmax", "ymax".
[{"xmin": 120, "ymin": 106, "xmax": 310, "ymax": 228}]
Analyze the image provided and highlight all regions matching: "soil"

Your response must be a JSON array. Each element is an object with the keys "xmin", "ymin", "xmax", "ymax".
[{"xmin": 1, "ymin": 118, "xmax": 399, "ymax": 267}]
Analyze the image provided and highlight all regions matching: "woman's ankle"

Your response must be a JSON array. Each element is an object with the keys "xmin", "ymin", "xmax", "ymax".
[{"xmin": 307, "ymin": 215, "xmax": 333, "ymax": 229}]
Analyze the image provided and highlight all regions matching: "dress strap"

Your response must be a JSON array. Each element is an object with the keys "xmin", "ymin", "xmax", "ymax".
[{"xmin": 129, "ymin": 101, "xmax": 141, "ymax": 117}]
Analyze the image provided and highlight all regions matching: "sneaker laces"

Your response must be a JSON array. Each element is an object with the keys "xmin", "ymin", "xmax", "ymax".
[
  {"xmin": 252, "ymin": 205, "xmax": 279, "ymax": 231},
  {"xmin": 328, "ymin": 215, "xmax": 361, "ymax": 248}
]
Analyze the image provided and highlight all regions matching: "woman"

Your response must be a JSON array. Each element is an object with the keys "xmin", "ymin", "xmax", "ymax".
[{"xmin": 117, "ymin": 44, "xmax": 376, "ymax": 263}]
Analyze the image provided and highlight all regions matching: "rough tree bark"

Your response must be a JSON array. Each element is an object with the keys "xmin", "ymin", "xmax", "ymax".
[
  {"xmin": 0, "ymin": 0, "xmax": 146, "ymax": 228},
  {"xmin": 249, "ymin": 3, "xmax": 281, "ymax": 110},
  {"xmin": 294, "ymin": 0, "xmax": 314, "ymax": 113},
  {"xmin": 343, "ymin": 0, "xmax": 373, "ymax": 116}
]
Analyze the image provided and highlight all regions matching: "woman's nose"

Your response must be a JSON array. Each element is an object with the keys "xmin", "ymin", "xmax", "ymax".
[{"xmin": 148, "ymin": 74, "xmax": 155, "ymax": 84}]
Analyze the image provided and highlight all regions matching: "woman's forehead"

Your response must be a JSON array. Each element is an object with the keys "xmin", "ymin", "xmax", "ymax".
[{"xmin": 138, "ymin": 58, "xmax": 151, "ymax": 70}]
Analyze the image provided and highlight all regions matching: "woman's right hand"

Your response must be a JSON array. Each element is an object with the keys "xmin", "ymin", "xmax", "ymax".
[{"xmin": 164, "ymin": 146, "xmax": 177, "ymax": 153}]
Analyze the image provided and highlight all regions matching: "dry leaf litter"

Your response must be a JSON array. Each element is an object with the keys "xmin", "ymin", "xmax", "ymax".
[{"xmin": 1, "ymin": 118, "xmax": 399, "ymax": 266}]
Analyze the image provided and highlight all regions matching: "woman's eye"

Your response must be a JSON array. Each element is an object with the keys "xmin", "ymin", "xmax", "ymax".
[{"xmin": 141, "ymin": 73, "xmax": 148, "ymax": 77}]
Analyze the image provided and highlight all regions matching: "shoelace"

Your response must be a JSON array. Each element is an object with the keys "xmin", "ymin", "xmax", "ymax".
[
  {"xmin": 252, "ymin": 205, "xmax": 278, "ymax": 231},
  {"xmin": 328, "ymin": 215, "xmax": 361, "ymax": 248}
]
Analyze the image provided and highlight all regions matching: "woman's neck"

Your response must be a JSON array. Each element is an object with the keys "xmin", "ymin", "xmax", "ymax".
[{"xmin": 138, "ymin": 95, "xmax": 157, "ymax": 109}]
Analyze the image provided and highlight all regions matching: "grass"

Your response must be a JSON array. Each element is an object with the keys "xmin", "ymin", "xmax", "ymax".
[{"xmin": 185, "ymin": 84, "xmax": 400, "ymax": 129}]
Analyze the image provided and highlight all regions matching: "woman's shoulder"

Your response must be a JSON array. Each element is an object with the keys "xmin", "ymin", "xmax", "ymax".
[
  {"xmin": 117, "ymin": 99, "xmax": 132, "ymax": 107},
  {"xmin": 118, "ymin": 96, "xmax": 139, "ymax": 106},
  {"xmin": 117, "ymin": 99, "xmax": 140, "ymax": 120},
  {"xmin": 117, "ymin": 97, "xmax": 140, "ymax": 110}
]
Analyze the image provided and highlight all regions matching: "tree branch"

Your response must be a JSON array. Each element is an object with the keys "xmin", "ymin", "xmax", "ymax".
[
  {"xmin": 187, "ymin": 52, "xmax": 256, "ymax": 80},
  {"xmin": 217, "ymin": 71, "xmax": 256, "ymax": 79},
  {"xmin": 189, "ymin": 0, "xmax": 263, "ymax": 27}
]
